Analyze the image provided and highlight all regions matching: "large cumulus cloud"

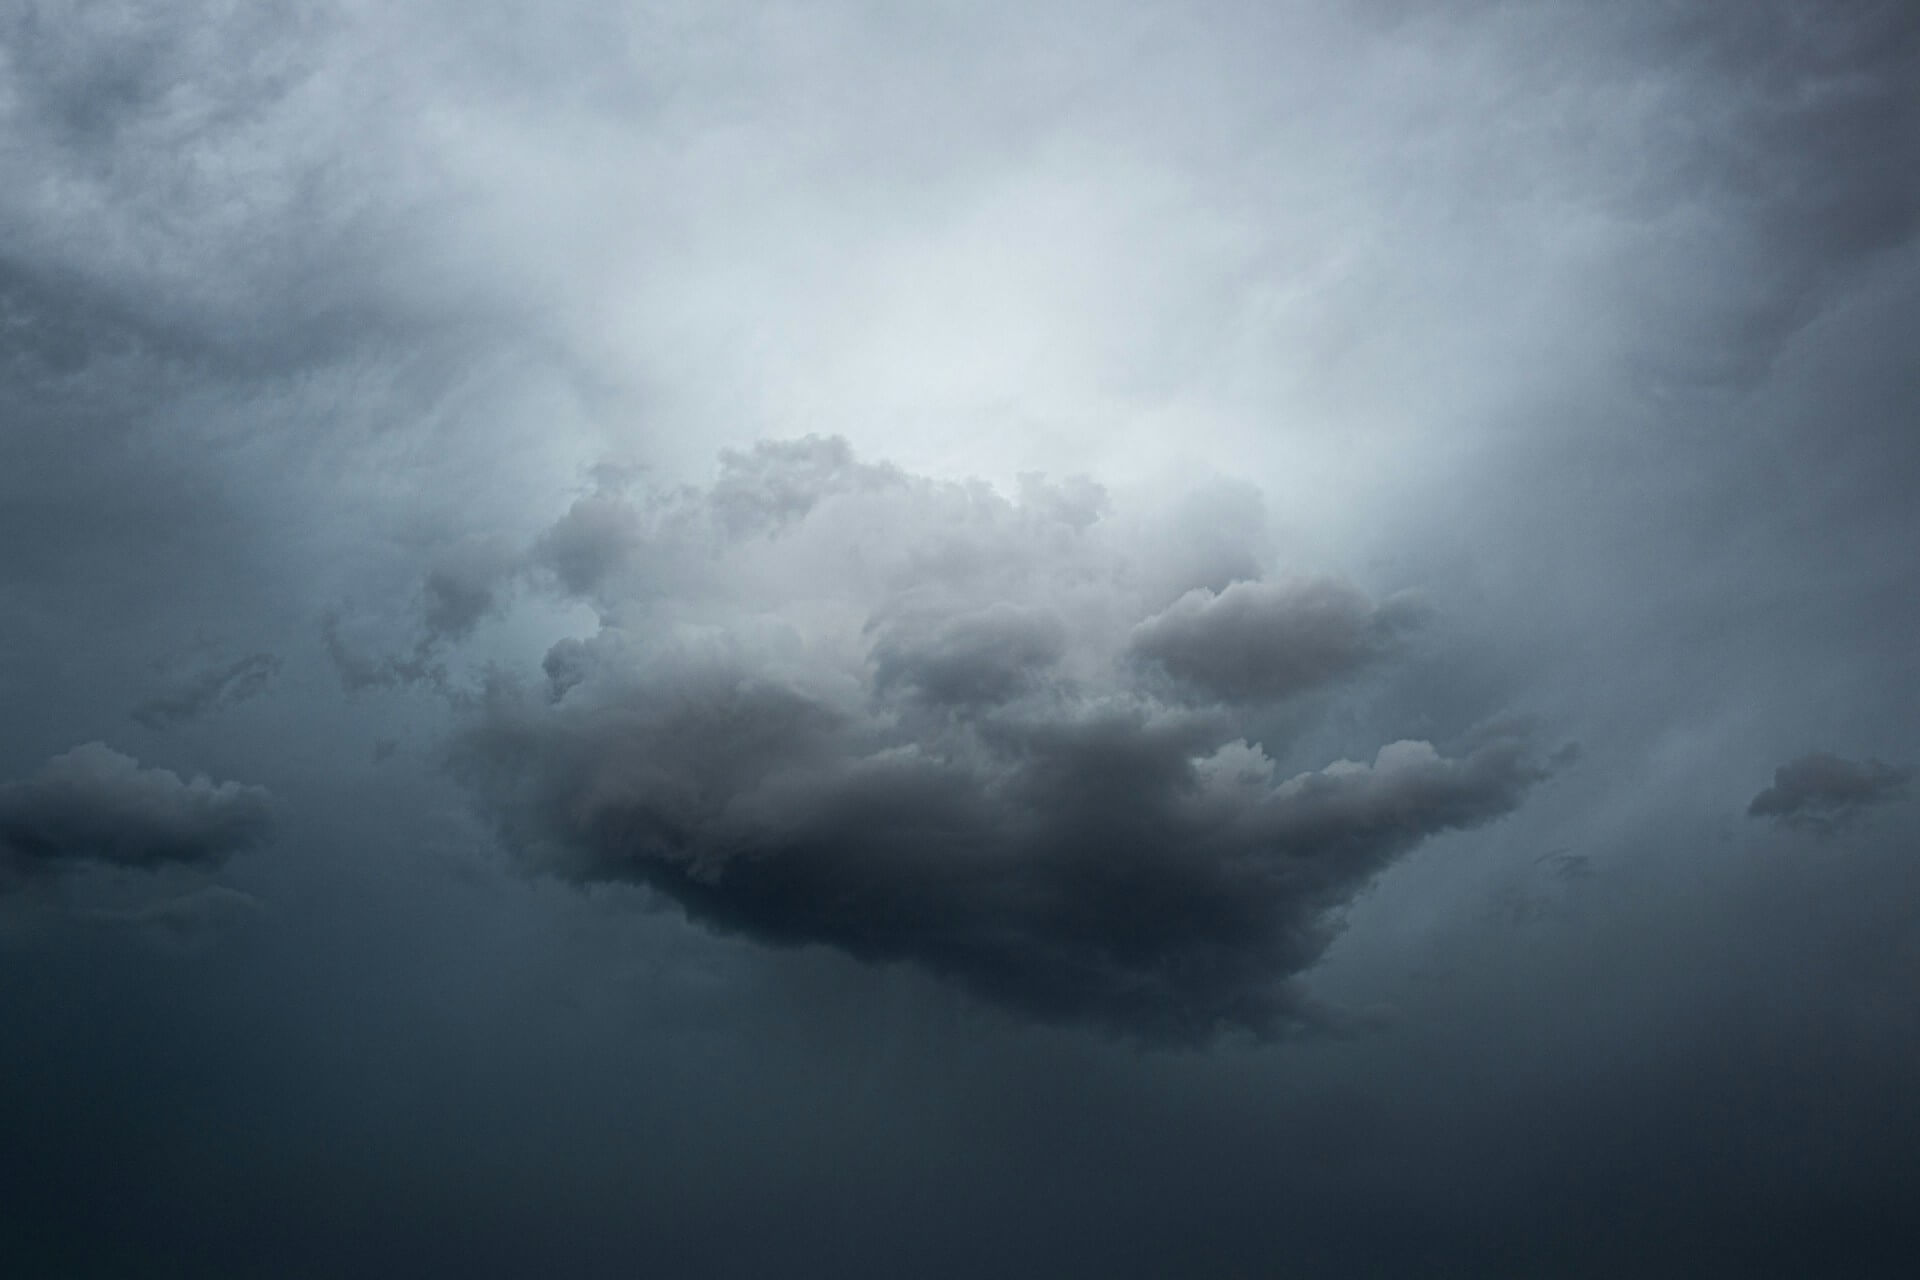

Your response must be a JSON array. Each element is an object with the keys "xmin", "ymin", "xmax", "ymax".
[{"xmin": 454, "ymin": 439, "xmax": 1554, "ymax": 1042}]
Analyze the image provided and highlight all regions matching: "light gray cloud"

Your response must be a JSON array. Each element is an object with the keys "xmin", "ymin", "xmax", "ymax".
[
  {"xmin": 530, "ymin": 490, "xmax": 645, "ymax": 598},
  {"xmin": 709, "ymin": 436, "xmax": 901, "ymax": 540},
  {"xmin": 527, "ymin": 437, "xmax": 908, "ymax": 606},
  {"xmin": 0, "ymin": 742, "xmax": 273, "ymax": 871},
  {"xmin": 1748, "ymin": 751, "xmax": 1912, "ymax": 831}
]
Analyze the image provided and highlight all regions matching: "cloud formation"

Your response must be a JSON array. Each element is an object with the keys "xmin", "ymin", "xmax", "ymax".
[
  {"xmin": 1748, "ymin": 751, "xmax": 1912, "ymax": 832},
  {"xmin": 455, "ymin": 440, "xmax": 1553, "ymax": 1042},
  {"xmin": 1129, "ymin": 578, "xmax": 1421, "ymax": 703},
  {"xmin": 0, "ymin": 743, "xmax": 274, "ymax": 871}
]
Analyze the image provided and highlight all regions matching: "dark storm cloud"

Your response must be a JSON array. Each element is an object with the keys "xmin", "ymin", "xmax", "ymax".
[
  {"xmin": 454, "ymin": 442, "xmax": 1552, "ymax": 1042},
  {"xmin": 458, "ymin": 672, "xmax": 1546, "ymax": 1044},
  {"xmin": 1129, "ymin": 578, "xmax": 1422, "ymax": 703},
  {"xmin": 1747, "ymin": 751, "xmax": 1912, "ymax": 831},
  {"xmin": 0, "ymin": 743, "xmax": 273, "ymax": 871},
  {"xmin": 130, "ymin": 652, "xmax": 280, "ymax": 729}
]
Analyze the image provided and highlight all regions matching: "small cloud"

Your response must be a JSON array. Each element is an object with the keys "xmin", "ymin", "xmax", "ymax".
[
  {"xmin": 1747, "ymin": 751, "xmax": 1912, "ymax": 832},
  {"xmin": 0, "ymin": 743, "xmax": 274, "ymax": 871}
]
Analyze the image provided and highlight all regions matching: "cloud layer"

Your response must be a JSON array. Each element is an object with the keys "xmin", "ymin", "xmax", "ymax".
[{"xmin": 455, "ymin": 440, "xmax": 1552, "ymax": 1041}]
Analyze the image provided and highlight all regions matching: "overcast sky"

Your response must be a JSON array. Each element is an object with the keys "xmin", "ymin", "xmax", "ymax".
[{"xmin": 4, "ymin": 1, "xmax": 1918, "ymax": 1275}]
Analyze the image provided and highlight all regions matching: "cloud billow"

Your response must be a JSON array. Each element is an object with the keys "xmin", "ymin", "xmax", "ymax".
[
  {"xmin": 454, "ymin": 440, "xmax": 1553, "ymax": 1042},
  {"xmin": 1129, "ymin": 578, "xmax": 1424, "ymax": 703},
  {"xmin": 0, "ymin": 743, "xmax": 274, "ymax": 871},
  {"xmin": 1748, "ymin": 751, "xmax": 1912, "ymax": 832}
]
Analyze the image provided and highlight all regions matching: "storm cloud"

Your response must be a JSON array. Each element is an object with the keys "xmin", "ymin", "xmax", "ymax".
[
  {"xmin": 1748, "ymin": 751, "xmax": 1912, "ymax": 831},
  {"xmin": 0, "ymin": 742, "xmax": 274, "ymax": 871},
  {"xmin": 455, "ymin": 443, "xmax": 1553, "ymax": 1042}
]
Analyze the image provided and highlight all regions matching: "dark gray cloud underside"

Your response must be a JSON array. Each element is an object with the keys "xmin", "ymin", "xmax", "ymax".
[
  {"xmin": 1748, "ymin": 750, "xmax": 1911, "ymax": 830},
  {"xmin": 458, "ymin": 691, "xmax": 1547, "ymax": 1042},
  {"xmin": 0, "ymin": 743, "xmax": 273, "ymax": 870}
]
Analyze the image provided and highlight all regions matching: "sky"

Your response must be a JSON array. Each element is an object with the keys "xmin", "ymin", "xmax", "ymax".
[{"xmin": 2, "ymin": 0, "xmax": 1918, "ymax": 1274}]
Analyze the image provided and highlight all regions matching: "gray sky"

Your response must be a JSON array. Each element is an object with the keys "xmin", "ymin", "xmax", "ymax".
[{"xmin": 4, "ymin": 1, "xmax": 1918, "ymax": 1274}]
